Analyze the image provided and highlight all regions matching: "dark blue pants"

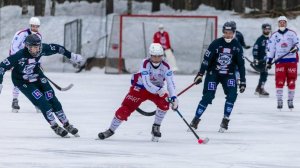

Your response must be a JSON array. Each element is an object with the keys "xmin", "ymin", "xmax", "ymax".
[{"xmin": 195, "ymin": 72, "xmax": 238, "ymax": 118}]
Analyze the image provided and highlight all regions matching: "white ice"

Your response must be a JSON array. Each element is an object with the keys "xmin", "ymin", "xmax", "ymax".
[{"xmin": 0, "ymin": 70, "xmax": 300, "ymax": 168}]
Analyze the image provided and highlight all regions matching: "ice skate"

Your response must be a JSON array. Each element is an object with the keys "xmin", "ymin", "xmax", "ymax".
[
  {"xmin": 11, "ymin": 98, "xmax": 20, "ymax": 113},
  {"xmin": 51, "ymin": 124, "xmax": 69, "ymax": 138},
  {"xmin": 98, "ymin": 129, "xmax": 114, "ymax": 140},
  {"xmin": 277, "ymin": 99, "xmax": 283, "ymax": 110},
  {"xmin": 63, "ymin": 122, "xmax": 79, "ymax": 137},
  {"xmin": 254, "ymin": 86, "xmax": 261, "ymax": 95},
  {"xmin": 219, "ymin": 117, "xmax": 230, "ymax": 133},
  {"xmin": 189, "ymin": 117, "xmax": 201, "ymax": 130},
  {"xmin": 288, "ymin": 100, "xmax": 294, "ymax": 110},
  {"xmin": 151, "ymin": 124, "xmax": 161, "ymax": 142},
  {"xmin": 259, "ymin": 88, "xmax": 269, "ymax": 97}
]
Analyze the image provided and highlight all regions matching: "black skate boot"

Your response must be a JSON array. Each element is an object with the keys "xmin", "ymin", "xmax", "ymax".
[
  {"xmin": 190, "ymin": 117, "xmax": 201, "ymax": 130},
  {"xmin": 277, "ymin": 99, "xmax": 283, "ymax": 110},
  {"xmin": 63, "ymin": 122, "xmax": 79, "ymax": 137},
  {"xmin": 11, "ymin": 98, "xmax": 20, "ymax": 113},
  {"xmin": 254, "ymin": 85, "xmax": 261, "ymax": 95},
  {"xmin": 151, "ymin": 124, "xmax": 161, "ymax": 142},
  {"xmin": 219, "ymin": 117, "xmax": 230, "ymax": 133},
  {"xmin": 288, "ymin": 100, "xmax": 294, "ymax": 110},
  {"xmin": 51, "ymin": 124, "xmax": 69, "ymax": 138},
  {"xmin": 98, "ymin": 129, "xmax": 114, "ymax": 140},
  {"xmin": 259, "ymin": 88, "xmax": 269, "ymax": 97}
]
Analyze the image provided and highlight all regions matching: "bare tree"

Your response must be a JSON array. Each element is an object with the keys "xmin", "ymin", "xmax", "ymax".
[
  {"xmin": 34, "ymin": 0, "xmax": 46, "ymax": 16},
  {"xmin": 21, "ymin": 0, "xmax": 28, "ymax": 15},
  {"xmin": 127, "ymin": 0, "xmax": 132, "ymax": 14},
  {"xmin": 50, "ymin": 0, "xmax": 56, "ymax": 16},
  {"xmin": 106, "ymin": 0, "xmax": 113, "ymax": 15},
  {"xmin": 152, "ymin": 0, "xmax": 160, "ymax": 12}
]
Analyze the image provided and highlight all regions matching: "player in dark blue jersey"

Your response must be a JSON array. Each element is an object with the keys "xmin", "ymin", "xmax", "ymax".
[
  {"xmin": 252, "ymin": 23, "xmax": 272, "ymax": 96},
  {"xmin": 190, "ymin": 21, "xmax": 246, "ymax": 133},
  {"xmin": 0, "ymin": 34, "xmax": 83, "ymax": 138}
]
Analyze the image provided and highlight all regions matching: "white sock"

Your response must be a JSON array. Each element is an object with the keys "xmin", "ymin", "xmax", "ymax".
[
  {"xmin": 154, "ymin": 108, "xmax": 167, "ymax": 125},
  {"xmin": 109, "ymin": 117, "xmax": 122, "ymax": 132},
  {"xmin": 13, "ymin": 86, "xmax": 20, "ymax": 99},
  {"xmin": 288, "ymin": 89, "xmax": 295, "ymax": 101},
  {"xmin": 276, "ymin": 88, "xmax": 283, "ymax": 101}
]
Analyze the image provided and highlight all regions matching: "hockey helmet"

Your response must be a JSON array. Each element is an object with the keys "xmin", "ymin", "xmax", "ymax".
[
  {"xmin": 25, "ymin": 34, "xmax": 42, "ymax": 57},
  {"xmin": 222, "ymin": 21, "xmax": 236, "ymax": 33},
  {"xmin": 29, "ymin": 17, "xmax": 41, "ymax": 26}
]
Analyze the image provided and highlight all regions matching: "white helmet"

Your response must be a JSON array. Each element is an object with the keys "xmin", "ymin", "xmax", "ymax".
[
  {"xmin": 278, "ymin": 16, "xmax": 287, "ymax": 22},
  {"xmin": 29, "ymin": 17, "xmax": 40, "ymax": 26},
  {"xmin": 149, "ymin": 43, "xmax": 164, "ymax": 56},
  {"xmin": 158, "ymin": 24, "xmax": 164, "ymax": 29}
]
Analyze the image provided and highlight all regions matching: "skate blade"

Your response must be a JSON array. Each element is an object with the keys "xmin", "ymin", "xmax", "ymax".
[
  {"xmin": 259, "ymin": 95, "xmax": 269, "ymax": 98},
  {"xmin": 151, "ymin": 136, "xmax": 160, "ymax": 142},
  {"xmin": 73, "ymin": 133, "xmax": 80, "ymax": 137},
  {"xmin": 218, "ymin": 127, "xmax": 226, "ymax": 133},
  {"xmin": 12, "ymin": 109, "xmax": 19, "ymax": 113},
  {"xmin": 62, "ymin": 135, "xmax": 71, "ymax": 138}
]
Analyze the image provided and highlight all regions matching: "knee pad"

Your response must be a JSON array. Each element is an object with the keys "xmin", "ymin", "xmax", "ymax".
[
  {"xmin": 288, "ymin": 79, "xmax": 296, "ymax": 90},
  {"xmin": 115, "ymin": 105, "xmax": 134, "ymax": 121},
  {"xmin": 276, "ymin": 80, "xmax": 285, "ymax": 88}
]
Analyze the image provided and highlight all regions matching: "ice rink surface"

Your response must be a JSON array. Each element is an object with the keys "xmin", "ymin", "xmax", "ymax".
[{"xmin": 0, "ymin": 71, "xmax": 300, "ymax": 168}]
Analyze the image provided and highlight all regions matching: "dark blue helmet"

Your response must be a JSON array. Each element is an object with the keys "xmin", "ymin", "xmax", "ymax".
[
  {"xmin": 262, "ymin": 23, "xmax": 271, "ymax": 30},
  {"xmin": 25, "ymin": 34, "xmax": 41, "ymax": 46},
  {"xmin": 223, "ymin": 21, "xmax": 236, "ymax": 33}
]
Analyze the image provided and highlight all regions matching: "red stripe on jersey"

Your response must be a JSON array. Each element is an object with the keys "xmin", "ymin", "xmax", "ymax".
[
  {"xmin": 162, "ymin": 61, "xmax": 170, "ymax": 69},
  {"xmin": 143, "ymin": 59, "xmax": 150, "ymax": 68},
  {"xmin": 17, "ymin": 28, "xmax": 29, "ymax": 35}
]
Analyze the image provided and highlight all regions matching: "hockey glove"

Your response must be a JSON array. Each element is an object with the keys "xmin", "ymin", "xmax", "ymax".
[
  {"xmin": 290, "ymin": 45, "xmax": 298, "ymax": 53},
  {"xmin": 0, "ymin": 84, "xmax": 2, "ymax": 94},
  {"xmin": 70, "ymin": 53, "xmax": 84, "ymax": 67},
  {"xmin": 239, "ymin": 82, "xmax": 246, "ymax": 93},
  {"xmin": 266, "ymin": 63, "xmax": 272, "ymax": 69},
  {"xmin": 157, "ymin": 88, "xmax": 168, "ymax": 97},
  {"xmin": 169, "ymin": 96, "xmax": 178, "ymax": 110},
  {"xmin": 194, "ymin": 72, "xmax": 203, "ymax": 85},
  {"xmin": 244, "ymin": 45, "xmax": 251, "ymax": 49},
  {"xmin": 253, "ymin": 59, "xmax": 259, "ymax": 66}
]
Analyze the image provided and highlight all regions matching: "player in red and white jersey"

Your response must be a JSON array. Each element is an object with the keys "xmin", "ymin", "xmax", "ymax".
[
  {"xmin": 266, "ymin": 16, "xmax": 299, "ymax": 110},
  {"xmin": 98, "ymin": 43, "xmax": 178, "ymax": 142},
  {"xmin": 10, "ymin": 17, "xmax": 42, "ymax": 113}
]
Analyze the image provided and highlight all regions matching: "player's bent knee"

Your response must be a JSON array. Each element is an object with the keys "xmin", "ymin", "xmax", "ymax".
[
  {"xmin": 115, "ymin": 105, "xmax": 134, "ymax": 121},
  {"xmin": 276, "ymin": 80, "xmax": 285, "ymax": 88},
  {"xmin": 288, "ymin": 79, "xmax": 296, "ymax": 89}
]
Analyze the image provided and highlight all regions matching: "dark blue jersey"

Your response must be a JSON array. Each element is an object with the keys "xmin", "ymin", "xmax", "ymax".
[
  {"xmin": 0, "ymin": 43, "xmax": 71, "ymax": 85},
  {"xmin": 252, "ymin": 35, "xmax": 269, "ymax": 60},
  {"xmin": 235, "ymin": 31, "xmax": 247, "ymax": 48},
  {"xmin": 200, "ymin": 37, "xmax": 246, "ymax": 82}
]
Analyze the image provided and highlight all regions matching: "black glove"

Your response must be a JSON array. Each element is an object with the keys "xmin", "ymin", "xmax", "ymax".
[
  {"xmin": 290, "ymin": 45, "xmax": 298, "ymax": 53},
  {"xmin": 266, "ymin": 63, "xmax": 272, "ymax": 69},
  {"xmin": 194, "ymin": 72, "xmax": 203, "ymax": 84},
  {"xmin": 244, "ymin": 45, "xmax": 251, "ymax": 49},
  {"xmin": 253, "ymin": 59, "xmax": 259, "ymax": 66},
  {"xmin": 239, "ymin": 81, "xmax": 246, "ymax": 93}
]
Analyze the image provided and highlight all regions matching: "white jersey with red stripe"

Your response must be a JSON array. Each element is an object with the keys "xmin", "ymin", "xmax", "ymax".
[
  {"xmin": 131, "ymin": 59, "xmax": 176, "ymax": 97},
  {"xmin": 9, "ymin": 28, "xmax": 42, "ymax": 55},
  {"xmin": 267, "ymin": 28, "xmax": 299, "ymax": 63}
]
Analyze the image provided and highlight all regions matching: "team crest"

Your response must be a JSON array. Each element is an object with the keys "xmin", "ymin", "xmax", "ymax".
[{"xmin": 218, "ymin": 53, "xmax": 232, "ymax": 66}]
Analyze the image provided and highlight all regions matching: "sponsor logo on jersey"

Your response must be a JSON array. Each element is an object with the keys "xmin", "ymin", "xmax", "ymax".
[
  {"xmin": 281, "ymin": 42, "xmax": 288, "ymax": 48},
  {"xmin": 141, "ymin": 71, "xmax": 148, "ymax": 75},
  {"xmin": 0, "ymin": 68, "xmax": 4, "ymax": 75},
  {"xmin": 166, "ymin": 71, "xmax": 172, "ymax": 76},
  {"xmin": 276, "ymin": 67, "xmax": 284, "ymax": 72},
  {"xmin": 288, "ymin": 67, "xmax": 297, "ymax": 73},
  {"xmin": 218, "ymin": 53, "xmax": 232, "ymax": 66},
  {"xmin": 204, "ymin": 50, "xmax": 211, "ymax": 57},
  {"xmin": 223, "ymin": 48, "xmax": 231, "ymax": 53}
]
